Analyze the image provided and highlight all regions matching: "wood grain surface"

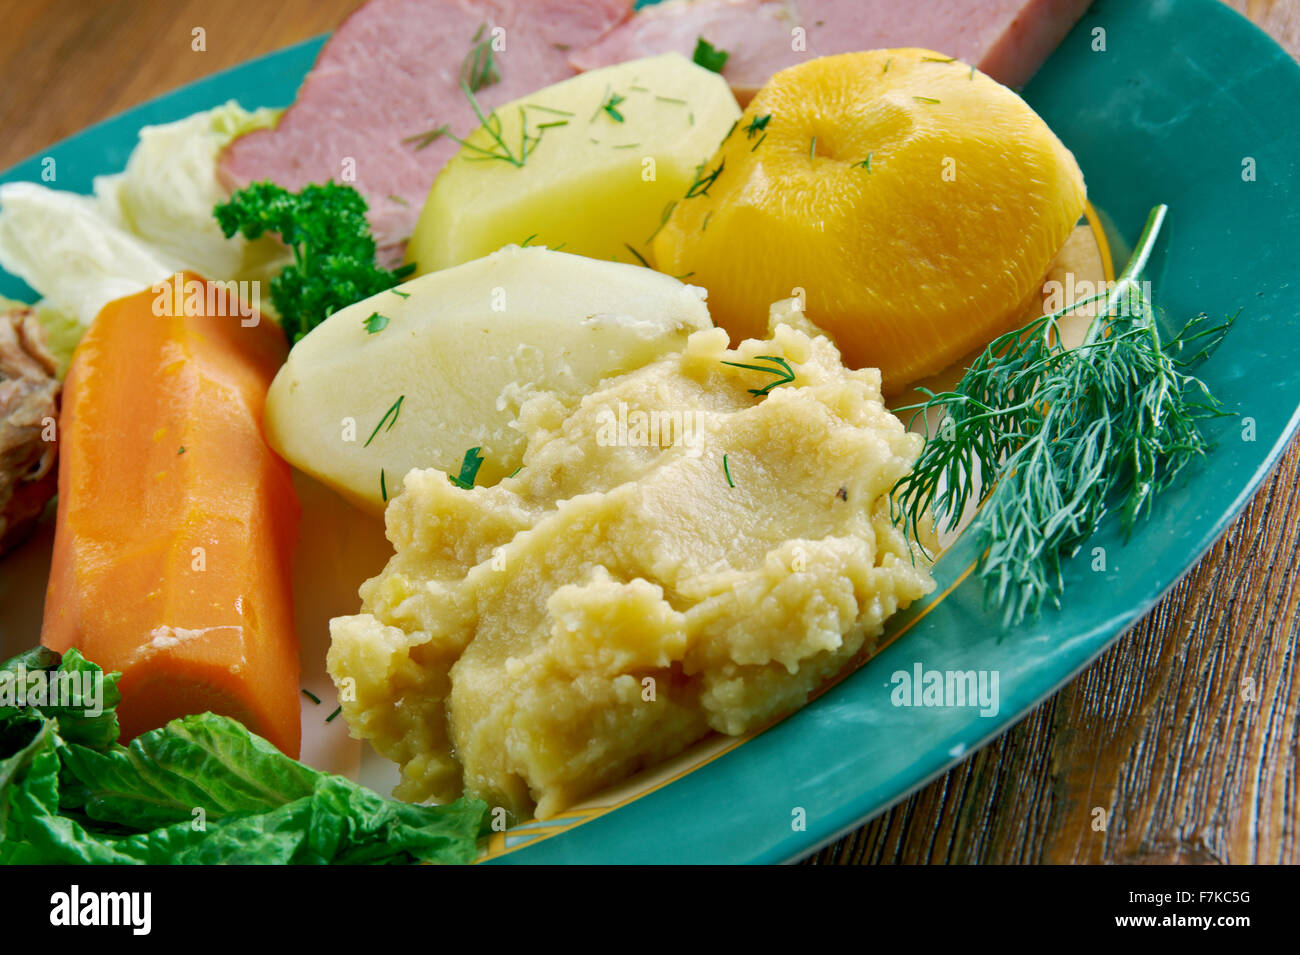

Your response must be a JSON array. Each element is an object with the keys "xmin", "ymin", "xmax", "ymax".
[{"xmin": 0, "ymin": 0, "xmax": 1295, "ymax": 865}]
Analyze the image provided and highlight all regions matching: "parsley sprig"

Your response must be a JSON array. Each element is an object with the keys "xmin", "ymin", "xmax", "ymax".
[
  {"xmin": 693, "ymin": 37, "xmax": 730, "ymax": 73},
  {"xmin": 448, "ymin": 447, "xmax": 485, "ymax": 489},
  {"xmin": 214, "ymin": 181, "xmax": 414, "ymax": 343}
]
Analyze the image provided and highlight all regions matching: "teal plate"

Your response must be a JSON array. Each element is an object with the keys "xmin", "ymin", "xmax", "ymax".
[{"xmin": 2, "ymin": 0, "xmax": 1298, "ymax": 863}]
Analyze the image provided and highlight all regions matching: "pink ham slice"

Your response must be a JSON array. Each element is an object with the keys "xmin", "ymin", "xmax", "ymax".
[
  {"xmin": 571, "ymin": 0, "xmax": 1092, "ymax": 104},
  {"xmin": 218, "ymin": 0, "xmax": 633, "ymax": 262}
]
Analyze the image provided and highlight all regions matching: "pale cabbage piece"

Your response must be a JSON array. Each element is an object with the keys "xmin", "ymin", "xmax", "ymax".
[
  {"xmin": 0, "ymin": 101, "xmax": 286, "ymax": 338},
  {"xmin": 96, "ymin": 102, "xmax": 287, "ymax": 285},
  {"xmin": 0, "ymin": 184, "xmax": 178, "ymax": 327}
]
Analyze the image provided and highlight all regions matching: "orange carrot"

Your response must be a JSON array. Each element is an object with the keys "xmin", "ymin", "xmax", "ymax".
[{"xmin": 41, "ymin": 272, "xmax": 301, "ymax": 757}]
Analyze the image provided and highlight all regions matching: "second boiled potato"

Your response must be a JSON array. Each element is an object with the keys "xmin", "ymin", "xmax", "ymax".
[
  {"xmin": 407, "ymin": 53, "xmax": 740, "ymax": 274},
  {"xmin": 264, "ymin": 246, "xmax": 712, "ymax": 513}
]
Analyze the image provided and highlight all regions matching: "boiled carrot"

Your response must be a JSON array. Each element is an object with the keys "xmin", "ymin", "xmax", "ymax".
[{"xmin": 41, "ymin": 272, "xmax": 301, "ymax": 756}]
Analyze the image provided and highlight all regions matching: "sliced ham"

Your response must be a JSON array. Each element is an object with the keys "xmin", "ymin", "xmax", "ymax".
[
  {"xmin": 218, "ymin": 0, "xmax": 633, "ymax": 261},
  {"xmin": 571, "ymin": 0, "xmax": 1092, "ymax": 104}
]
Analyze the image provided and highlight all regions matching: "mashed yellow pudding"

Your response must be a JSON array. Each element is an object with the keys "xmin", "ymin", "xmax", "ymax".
[{"xmin": 327, "ymin": 321, "xmax": 934, "ymax": 819}]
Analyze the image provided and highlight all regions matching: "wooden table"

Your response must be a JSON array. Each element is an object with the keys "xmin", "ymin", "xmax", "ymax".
[{"xmin": 2, "ymin": 0, "xmax": 1296, "ymax": 864}]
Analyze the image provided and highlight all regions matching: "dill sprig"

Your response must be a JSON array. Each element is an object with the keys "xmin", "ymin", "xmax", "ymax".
[
  {"xmin": 721, "ymin": 354, "xmax": 796, "ymax": 396},
  {"xmin": 646, "ymin": 200, "xmax": 677, "ymax": 245},
  {"xmin": 460, "ymin": 23, "xmax": 500, "ymax": 93},
  {"xmin": 744, "ymin": 114, "xmax": 771, "ymax": 138},
  {"xmin": 891, "ymin": 204, "xmax": 1234, "ymax": 626},
  {"xmin": 364, "ymin": 395, "xmax": 405, "ymax": 447},
  {"xmin": 685, "ymin": 158, "xmax": 725, "ymax": 198},
  {"xmin": 451, "ymin": 84, "xmax": 558, "ymax": 168},
  {"xmin": 623, "ymin": 242, "xmax": 651, "ymax": 268},
  {"xmin": 403, "ymin": 124, "xmax": 450, "ymax": 151}
]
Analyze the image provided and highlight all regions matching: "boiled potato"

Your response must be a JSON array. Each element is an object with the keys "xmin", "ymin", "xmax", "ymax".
[
  {"xmin": 407, "ymin": 53, "xmax": 740, "ymax": 275},
  {"xmin": 264, "ymin": 246, "xmax": 711, "ymax": 513}
]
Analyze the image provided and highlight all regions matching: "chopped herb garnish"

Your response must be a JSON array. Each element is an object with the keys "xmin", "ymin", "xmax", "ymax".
[
  {"xmin": 602, "ymin": 92, "xmax": 627, "ymax": 122},
  {"xmin": 447, "ymin": 86, "xmax": 560, "ymax": 168},
  {"xmin": 521, "ymin": 233, "xmax": 538, "ymax": 247},
  {"xmin": 589, "ymin": 85, "xmax": 613, "ymax": 122},
  {"xmin": 692, "ymin": 36, "xmax": 730, "ymax": 73},
  {"xmin": 673, "ymin": 271, "xmax": 696, "ymax": 281},
  {"xmin": 685, "ymin": 158, "xmax": 725, "ymax": 198},
  {"xmin": 809, "ymin": 136, "xmax": 818, "ymax": 159},
  {"xmin": 750, "ymin": 132, "xmax": 767, "ymax": 152},
  {"xmin": 403, "ymin": 124, "xmax": 450, "ymax": 151},
  {"xmin": 387, "ymin": 194, "xmax": 410, "ymax": 206},
  {"xmin": 853, "ymin": 153, "xmax": 873, "ymax": 172},
  {"xmin": 460, "ymin": 23, "xmax": 500, "ymax": 93},
  {"xmin": 380, "ymin": 468, "xmax": 388, "ymax": 502},
  {"xmin": 654, "ymin": 94, "xmax": 688, "ymax": 105},
  {"xmin": 629, "ymin": 84, "xmax": 650, "ymax": 92},
  {"xmin": 448, "ymin": 447, "xmax": 485, "ymax": 490},
  {"xmin": 326, "ymin": 706, "xmax": 342, "ymax": 723},
  {"xmin": 913, "ymin": 96, "xmax": 941, "ymax": 104},
  {"xmin": 177, "ymin": 446, "xmax": 186, "ymax": 455},
  {"xmin": 364, "ymin": 395, "xmax": 405, "ymax": 448},
  {"xmin": 647, "ymin": 200, "xmax": 678, "ymax": 245},
  {"xmin": 302, "ymin": 689, "xmax": 321, "ymax": 705},
  {"xmin": 720, "ymin": 355, "xmax": 796, "ymax": 396},
  {"xmin": 921, "ymin": 55, "xmax": 956, "ymax": 63},
  {"xmin": 723, "ymin": 119, "xmax": 739, "ymax": 142},
  {"xmin": 508, "ymin": 465, "xmax": 524, "ymax": 478},
  {"xmin": 523, "ymin": 103, "xmax": 575, "ymax": 117},
  {"xmin": 723, "ymin": 453, "xmax": 735, "ymax": 488},
  {"xmin": 363, "ymin": 312, "xmax": 390, "ymax": 335},
  {"xmin": 623, "ymin": 242, "xmax": 651, "ymax": 268},
  {"xmin": 892, "ymin": 204, "xmax": 1233, "ymax": 626},
  {"xmin": 392, "ymin": 289, "xmax": 410, "ymax": 299},
  {"xmin": 883, "ymin": 57, "xmax": 892, "ymax": 73},
  {"xmin": 744, "ymin": 114, "xmax": 771, "ymax": 138},
  {"xmin": 612, "ymin": 142, "xmax": 640, "ymax": 149},
  {"xmin": 702, "ymin": 210, "xmax": 713, "ymax": 231}
]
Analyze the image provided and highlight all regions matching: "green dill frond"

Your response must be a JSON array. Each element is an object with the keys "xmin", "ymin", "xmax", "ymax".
[{"xmin": 891, "ymin": 205, "xmax": 1234, "ymax": 626}]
